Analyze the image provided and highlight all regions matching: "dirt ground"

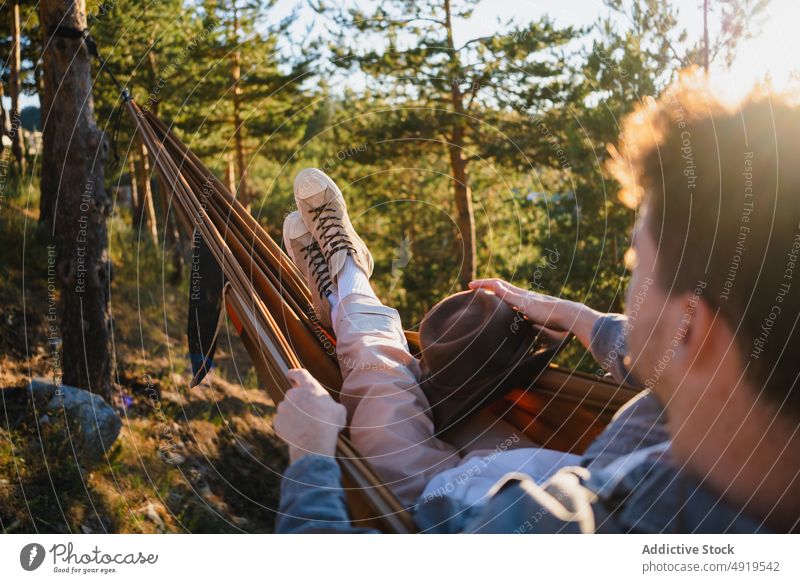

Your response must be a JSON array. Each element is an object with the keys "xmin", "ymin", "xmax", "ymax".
[{"xmin": 0, "ymin": 205, "xmax": 288, "ymax": 533}]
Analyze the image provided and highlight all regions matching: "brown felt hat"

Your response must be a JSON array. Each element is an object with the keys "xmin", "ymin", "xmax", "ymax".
[{"xmin": 419, "ymin": 289, "xmax": 568, "ymax": 432}]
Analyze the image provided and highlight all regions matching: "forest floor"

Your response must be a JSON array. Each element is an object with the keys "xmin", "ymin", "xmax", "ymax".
[{"xmin": 0, "ymin": 192, "xmax": 288, "ymax": 533}]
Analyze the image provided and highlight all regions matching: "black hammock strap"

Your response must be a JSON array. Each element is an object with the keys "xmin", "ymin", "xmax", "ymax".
[
  {"xmin": 48, "ymin": 25, "xmax": 129, "ymax": 164},
  {"xmin": 48, "ymin": 25, "xmax": 128, "ymax": 96}
]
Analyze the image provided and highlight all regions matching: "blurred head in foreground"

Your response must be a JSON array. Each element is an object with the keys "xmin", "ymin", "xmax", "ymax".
[{"xmin": 608, "ymin": 71, "xmax": 800, "ymax": 529}]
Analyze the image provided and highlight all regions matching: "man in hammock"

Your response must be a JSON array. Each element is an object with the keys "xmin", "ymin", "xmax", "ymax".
[
  {"xmin": 275, "ymin": 166, "xmax": 666, "ymax": 530},
  {"xmin": 273, "ymin": 78, "xmax": 800, "ymax": 533}
]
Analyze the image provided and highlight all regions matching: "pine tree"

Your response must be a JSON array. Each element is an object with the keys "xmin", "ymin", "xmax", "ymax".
[
  {"xmin": 189, "ymin": 0, "xmax": 314, "ymax": 207},
  {"xmin": 699, "ymin": 0, "xmax": 771, "ymax": 71},
  {"xmin": 321, "ymin": 0, "xmax": 580, "ymax": 289},
  {"xmin": 39, "ymin": 0, "xmax": 113, "ymax": 397},
  {"xmin": 90, "ymin": 0, "xmax": 200, "ymax": 266}
]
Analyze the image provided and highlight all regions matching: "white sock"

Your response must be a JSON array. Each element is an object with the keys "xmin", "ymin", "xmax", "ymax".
[
  {"xmin": 327, "ymin": 291, "xmax": 340, "ymax": 324},
  {"xmin": 337, "ymin": 256, "xmax": 376, "ymax": 300}
]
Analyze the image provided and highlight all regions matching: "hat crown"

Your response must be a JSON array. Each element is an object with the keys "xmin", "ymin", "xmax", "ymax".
[{"xmin": 419, "ymin": 289, "xmax": 534, "ymax": 388}]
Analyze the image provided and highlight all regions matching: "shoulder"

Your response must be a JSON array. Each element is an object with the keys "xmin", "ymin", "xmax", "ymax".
[
  {"xmin": 440, "ymin": 455, "xmax": 768, "ymax": 534},
  {"xmin": 603, "ymin": 459, "xmax": 769, "ymax": 533}
]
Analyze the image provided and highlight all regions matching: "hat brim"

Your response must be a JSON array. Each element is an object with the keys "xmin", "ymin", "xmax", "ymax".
[{"xmin": 421, "ymin": 327, "xmax": 572, "ymax": 433}]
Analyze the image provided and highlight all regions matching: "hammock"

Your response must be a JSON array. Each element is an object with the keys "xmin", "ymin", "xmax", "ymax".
[{"xmin": 125, "ymin": 98, "xmax": 641, "ymax": 533}]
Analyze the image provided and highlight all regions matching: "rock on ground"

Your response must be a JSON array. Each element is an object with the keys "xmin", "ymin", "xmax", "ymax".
[{"xmin": 28, "ymin": 378, "xmax": 122, "ymax": 463}]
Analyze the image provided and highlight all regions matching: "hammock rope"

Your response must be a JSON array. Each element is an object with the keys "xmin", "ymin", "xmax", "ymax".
[{"xmin": 125, "ymin": 100, "xmax": 417, "ymax": 534}]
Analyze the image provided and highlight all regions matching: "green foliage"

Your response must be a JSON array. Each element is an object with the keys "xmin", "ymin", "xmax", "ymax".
[{"xmin": 7, "ymin": 1, "xmax": 771, "ymax": 372}]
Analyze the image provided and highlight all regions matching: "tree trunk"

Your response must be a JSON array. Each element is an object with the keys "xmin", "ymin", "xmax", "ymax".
[
  {"xmin": 443, "ymin": 0, "xmax": 477, "ymax": 289},
  {"xmin": 703, "ymin": 0, "xmax": 710, "ymax": 74},
  {"xmin": 135, "ymin": 141, "xmax": 159, "ymax": 245},
  {"xmin": 128, "ymin": 153, "xmax": 140, "ymax": 227},
  {"xmin": 35, "ymin": 59, "xmax": 46, "ymax": 99},
  {"xmin": 226, "ymin": 152, "xmax": 237, "ymax": 195},
  {"xmin": 230, "ymin": 4, "xmax": 250, "ymax": 206},
  {"xmin": 156, "ymin": 171, "xmax": 185, "ymax": 283},
  {"xmin": 0, "ymin": 82, "xmax": 8, "ymax": 155},
  {"xmin": 448, "ymin": 143, "xmax": 477, "ymax": 289},
  {"xmin": 10, "ymin": 0, "xmax": 27, "ymax": 174},
  {"xmin": 39, "ymin": 0, "xmax": 113, "ymax": 398}
]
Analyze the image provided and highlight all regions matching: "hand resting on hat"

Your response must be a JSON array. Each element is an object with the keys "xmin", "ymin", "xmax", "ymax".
[{"xmin": 468, "ymin": 278, "xmax": 602, "ymax": 350}]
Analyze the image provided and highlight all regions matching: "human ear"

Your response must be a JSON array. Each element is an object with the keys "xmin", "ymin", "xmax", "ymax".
[{"xmin": 675, "ymin": 291, "xmax": 730, "ymax": 375}]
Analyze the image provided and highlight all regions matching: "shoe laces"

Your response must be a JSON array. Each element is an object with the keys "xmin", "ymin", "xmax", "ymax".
[
  {"xmin": 301, "ymin": 240, "xmax": 333, "ymax": 297},
  {"xmin": 311, "ymin": 200, "xmax": 357, "ymax": 259}
]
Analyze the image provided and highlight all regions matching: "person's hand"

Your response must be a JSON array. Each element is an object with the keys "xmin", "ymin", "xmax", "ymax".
[
  {"xmin": 274, "ymin": 369, "xmax": 347, "ymax": 464},
  {"xmin": 468, "ymin": 278, "xmax": 601, "ymax": 348}
]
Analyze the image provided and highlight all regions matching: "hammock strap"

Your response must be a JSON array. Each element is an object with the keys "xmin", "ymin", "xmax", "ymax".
[
  {"xmin": 48, "ymin": 25, "xmax": 129, "ymax": 163},
  {"xmin": 48, "ymin": 25, "xmax": 128, "ymax": 97}
]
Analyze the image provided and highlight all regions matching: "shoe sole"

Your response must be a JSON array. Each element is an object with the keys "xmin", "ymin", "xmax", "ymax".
[{"xmin": 282, "ymin": 211, "xmax": 306, "ymax": 264}]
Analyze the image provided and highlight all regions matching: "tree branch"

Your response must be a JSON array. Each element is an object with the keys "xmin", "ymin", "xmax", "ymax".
[{"xmin": 456, "ymin": 35, "xmax": 494, "ymax": 52}]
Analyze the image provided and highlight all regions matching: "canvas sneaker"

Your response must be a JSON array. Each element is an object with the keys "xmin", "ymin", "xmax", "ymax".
[{"xmin": 293, "ymin": 168, "xmax": 374, "ymax": 282}]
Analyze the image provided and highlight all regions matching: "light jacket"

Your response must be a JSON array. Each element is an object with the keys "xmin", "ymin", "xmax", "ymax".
[{"xmin": 276, "ymin": 314, "xmax": 768, "ymax": 533}]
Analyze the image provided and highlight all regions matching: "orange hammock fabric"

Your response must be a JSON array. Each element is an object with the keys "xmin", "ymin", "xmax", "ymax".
[{"xmin": 126, "ymin": 98, "xmax": 639, "ymax": 533}]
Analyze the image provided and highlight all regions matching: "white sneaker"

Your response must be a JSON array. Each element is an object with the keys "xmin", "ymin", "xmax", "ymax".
[{"xmin": 293, "ymin": 168, "xmax": 374, "ymax": 282}]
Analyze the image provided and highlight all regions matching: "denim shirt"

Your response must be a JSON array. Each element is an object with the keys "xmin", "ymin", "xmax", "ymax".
[{"xmin": 276, "ymin": 314, "xmax": 769, "ymax": 534}]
